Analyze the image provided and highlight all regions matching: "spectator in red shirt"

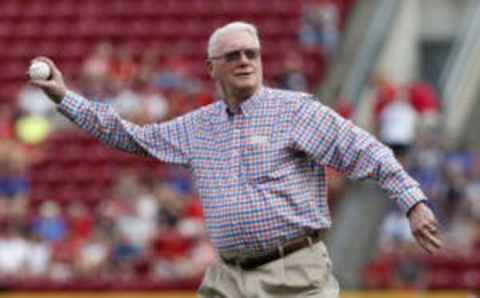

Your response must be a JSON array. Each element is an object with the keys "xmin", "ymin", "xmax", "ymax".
[
  {"xmin": 407, "ymin": 81, "xmax": 440, "ymax": 131},
  {"xmin": 407, "ymin": 81, "xmax": 439, "ymax": 114}
]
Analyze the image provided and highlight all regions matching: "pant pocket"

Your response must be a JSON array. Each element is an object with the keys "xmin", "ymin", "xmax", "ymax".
[
  {"xmin": 198, "ymin": 263, "xmax": 226, "ymax": 298},
  {"xmin": 319, "ymin": 272, "xmax": 340, "ymax": 298},
  {"xmin": 257, "ymin": 245, "xmax": 328, "ymax": 294}
]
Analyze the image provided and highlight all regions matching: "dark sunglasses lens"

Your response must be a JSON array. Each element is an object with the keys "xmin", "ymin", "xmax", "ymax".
[
  {"xmin": 225, "ymin": 51, "xmax": 241, "ymax": 62},
  {"xmin": 222, "ymin": 49, "xmax": 259, "ymax": 62},
  {"xmin": 245, "ymin": 49, "xmax": 258, "ymax": 59}
]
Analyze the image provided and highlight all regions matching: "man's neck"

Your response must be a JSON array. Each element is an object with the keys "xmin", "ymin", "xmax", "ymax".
[
  {"xmin": 223, "ymin": 86, "xmax": 261, "ymax": 113},
  {"xmin": 225, "ymin": 96, "xmax": 246, "ymax": 114}
]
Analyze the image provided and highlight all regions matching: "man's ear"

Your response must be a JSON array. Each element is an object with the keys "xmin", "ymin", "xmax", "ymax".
[{"xmin": 206, "ymin": 60, "xmax": 215, "ymax": 79}]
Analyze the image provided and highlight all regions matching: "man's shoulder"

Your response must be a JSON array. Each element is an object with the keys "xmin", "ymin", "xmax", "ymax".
[
  {"xmin": 263, "ymin": 87, "xmax": 322, "ymax": 109},
  {"xmin": 179, "ymin": 100, "xmax": 223, "ymax": 120}
]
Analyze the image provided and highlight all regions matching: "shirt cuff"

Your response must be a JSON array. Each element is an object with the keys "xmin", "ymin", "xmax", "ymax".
[
  {"xmin": 57, "ymin": 90, "xmax": 86, "ymax": 117},
  {"xmin": 396, "ymin": 187, "xmax": 428, "ymax": 214}
]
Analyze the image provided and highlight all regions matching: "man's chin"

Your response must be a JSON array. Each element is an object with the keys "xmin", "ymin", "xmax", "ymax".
[
  {"xmin": 237, "ymin": 79, "xmax": 260, "ymax": 90},
  {"xmin": 235, "ymin": 85, "xmax": 257, "ymax": 98}
]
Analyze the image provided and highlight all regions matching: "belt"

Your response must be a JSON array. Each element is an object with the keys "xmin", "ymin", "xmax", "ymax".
[{"xmin": 220, "ymin": 230, "xmax": 325, "ymax": 271}]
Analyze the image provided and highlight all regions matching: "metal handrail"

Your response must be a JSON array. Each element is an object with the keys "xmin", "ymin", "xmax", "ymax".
[
  {"xmin": 440, "ymin": 0, "xmax": 480, "ymax": 108},
  {"xmin": 340, "ymin": 0, "xmax": 401, "ymax": 108}
]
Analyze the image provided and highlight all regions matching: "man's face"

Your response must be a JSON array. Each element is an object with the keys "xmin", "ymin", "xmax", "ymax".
[{"xmin": 208, "ymin": 31, "xmax": 263, "ymax": 100}]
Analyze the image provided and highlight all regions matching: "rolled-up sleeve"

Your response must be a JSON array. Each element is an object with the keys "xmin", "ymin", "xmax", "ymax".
[
  {"xmin": 291, "ymin": 99, "xmax": 426, "ymax": 213},
  {"xmin": 57, "ymin": 90, "xmax": 194, "ymax": 166}
]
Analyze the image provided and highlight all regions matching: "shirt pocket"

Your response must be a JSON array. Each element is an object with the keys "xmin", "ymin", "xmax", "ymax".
[{"xmin": 243, "ymin": 143, "xmax": 288, "ymax": 183}]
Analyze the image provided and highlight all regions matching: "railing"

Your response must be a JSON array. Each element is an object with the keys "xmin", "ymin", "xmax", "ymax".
[
  {"xmin": 339, "ymin": 0, "xmax": 401, "ymax": 108},
  {"xmin": 439, "ymin": 0, "xmax": 480, "ymax": 145}
]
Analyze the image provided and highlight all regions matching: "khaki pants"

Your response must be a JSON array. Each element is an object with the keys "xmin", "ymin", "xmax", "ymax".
[{"xmin": 198, "ymin": 241, "xmax": 339, "ymax": 298}]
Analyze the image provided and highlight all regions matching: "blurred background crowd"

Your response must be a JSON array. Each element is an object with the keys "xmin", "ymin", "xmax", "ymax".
[{"xmin": 0, "ymin": 0, "xmax": 479, "ymax": 292}]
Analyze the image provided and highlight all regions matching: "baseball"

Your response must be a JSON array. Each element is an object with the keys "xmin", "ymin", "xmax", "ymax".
[{"xmin": 29, "ymin": 61, "xmax": 51, "ymax": 80}]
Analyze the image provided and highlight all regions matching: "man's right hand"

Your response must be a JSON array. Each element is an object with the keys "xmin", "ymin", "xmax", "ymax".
[{"xmin": 29, "ymin": 57, "xmax": 67, "ymax": 104}]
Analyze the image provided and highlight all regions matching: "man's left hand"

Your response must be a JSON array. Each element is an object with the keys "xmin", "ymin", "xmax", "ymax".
[{"xmin": 408, "ymin": 202, "xmax": 443, "ymax": 254}]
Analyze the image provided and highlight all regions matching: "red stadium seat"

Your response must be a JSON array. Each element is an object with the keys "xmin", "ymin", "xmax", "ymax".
[{"xmin": 0, "ymin": 2, "xmax": 23, "ymax": 19}]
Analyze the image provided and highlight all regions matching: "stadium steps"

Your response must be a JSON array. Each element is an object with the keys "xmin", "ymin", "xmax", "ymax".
[{"xmin": 326, "ymin": 181, "xmax": 391, "ymax": 289}]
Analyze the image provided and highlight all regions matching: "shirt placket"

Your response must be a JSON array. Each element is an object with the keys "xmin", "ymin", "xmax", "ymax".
[{"xmin": 230, "ymin": 113, "xmax": 244, "ymax": 247}]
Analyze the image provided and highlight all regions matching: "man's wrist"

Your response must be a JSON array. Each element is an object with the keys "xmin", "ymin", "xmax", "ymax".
[
  {"xmin": 51, "ymin": 87, "xmax": 67, "ymax": 104},
  {"xmin": 406, "ymin": 200, "xmax": 428, "ymax": 217}
]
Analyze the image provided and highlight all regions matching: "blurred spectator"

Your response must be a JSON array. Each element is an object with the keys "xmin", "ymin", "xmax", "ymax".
[
  {"xmin": 111, "ymin": 44, "xmax": 138, "ymax": 86},
  {"xmin": 441, "ymin": 163, "xmax": 467, "ymax": 224},
  {"xmin": 110, "ymin": 81, "xmax": 143, "ymax": 121},
  {"xmin": 32, "ymin": 201, "xmax": 66, "ymax": 242},
  {"xmin": 80, "ymin": 41, "xmax": 114, "ymax": 100},
  {"xmin": 378, "ymin": 208, "xmax": 415, "ymax": 254},
  {"xmin": 82, "ymin": 41, "xmax": 113, "ymax": 84},
  {"xmin": 409, "ymin": 132, "xmax": 445, "ymax": 219},
  {"xmin": 110, "ymin": 77, "xmax": 169, "ymax": 124},
  {"xmin": 277, "ymin": 52, "xmax": 308, "ymax": 91},
  {"xmin": 111, "ymin": 230, "xmax": 141, "ymax": 275},
  {"xmin": 164, "ymin": 90, "xmax": 192, "ymax": 120},
  {"xmin": 0, "ymin": 223, "xmax": 29, "ymax": 278},
  {"xmin": 15, "ymin": 114, "xmax": 51, "ymax": 145},
  {"xmin": 135, "ymin": 78, "xmax": 169, "ymax": 123},
  {"xmin": 108, "ymin": 170, "xmax": 157, "ymax": 249},
  {"xmin": 153, "ymin": 46, "xmax": 193, "ymax": 91},
  {"xmin": 48, "ymin": 258, "xmax": 74, "ymax": 282},
  {"xmin": 0, "ymin": 141, "xmax": 29, "ymax": 201},
  {"xmin": 465, "ymin": 156, "xmax": 480, "ymax": 221},
  {"xmin": 75, "ymin": 227, "xmax": 110, "ymax": 278},
  {"xmin": 154, "ymin": 182, "xmax": 186, "ymax": 228},
  {"xmin": 300, "ymin": 0, "xmax": 339, "ymax": 56},
  {"xmin": 407, "ymin": 81, "xmax": 440, "ymax": 131},
  {"xmin": 371, "ymin": 73, "xmax": 398, "ymax": 120},
  {"xmin": 116, "ymin": 196, "xmax": 158, "ymax": 249},
  {"xmin": 17, "ymin": 85, "xmax": 56, "ymax": 118},
  {"xmin": 0, "ymin": 104, "xmax": 14, "ymax": 139},
  {"xmin": 137, "ymin": 44, "xmax": 161, "ymax": 84},
  {"xmin": 8, "ymin": 199, "xmax": 29, "ymax": 225},
  {"xmin": 165, "ymin": 166, "xmax": 195, "ymax": 196},
  {"xmin": 67, "ymin": 202, "xmax": 94, "ymax": 241},
  {"xmin": 391, "ymin": 244, "xmax": 425, "ymax": 289},
  {"xmin": 443, "ymin": 202, "xmax": 477, "ymax": 255},
  {"xmin": 377, "ymin": 89, "xmax": 417, "ymax": 164},
  {"xmin": 23, "ymin": 230, "xmax": 51, "ymax": 278},
  {"xmin": 369, "ymin": 208, "xmax": 426, "ymax": 289}
]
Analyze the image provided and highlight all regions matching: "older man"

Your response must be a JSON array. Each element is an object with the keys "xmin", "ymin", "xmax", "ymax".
[{"xmin": 31, "ymin": 21, "xmax": 442, "ymax": 297}]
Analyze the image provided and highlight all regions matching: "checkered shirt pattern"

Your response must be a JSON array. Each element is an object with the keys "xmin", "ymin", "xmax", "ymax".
[{"xmin": 58, "ymin": 86, "xmax": 426, "ymax": 254}]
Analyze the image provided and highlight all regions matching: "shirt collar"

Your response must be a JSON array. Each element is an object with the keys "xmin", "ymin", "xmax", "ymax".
[
  {"xmin": 226, "ymin": 86, "xmax": 266, "ymax": 116},
  {"xmin": 210, "ymin": 86, "xmax": 268, "ymax": 124}
]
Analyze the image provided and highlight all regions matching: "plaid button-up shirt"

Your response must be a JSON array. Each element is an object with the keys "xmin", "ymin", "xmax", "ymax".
[{"xmin": 58, "ymin": 86, "xmax": 426, "ymax": 254}]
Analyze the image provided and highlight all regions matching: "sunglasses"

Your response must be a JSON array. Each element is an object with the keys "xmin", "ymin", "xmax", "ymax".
[{"xmin": 209, "ymin": 48, "xmax": 260, "ymax": 63}]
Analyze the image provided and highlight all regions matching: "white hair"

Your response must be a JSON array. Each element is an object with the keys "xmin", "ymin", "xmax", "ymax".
[{"xmin": 207, "ymin": 21, "xmax": 260, "ymax": 58}]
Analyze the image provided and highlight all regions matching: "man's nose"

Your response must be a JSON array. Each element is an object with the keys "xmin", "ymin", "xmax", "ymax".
[{"xmin": 238, "ymin": 51, "xmax": 250, "ymax": 64}]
